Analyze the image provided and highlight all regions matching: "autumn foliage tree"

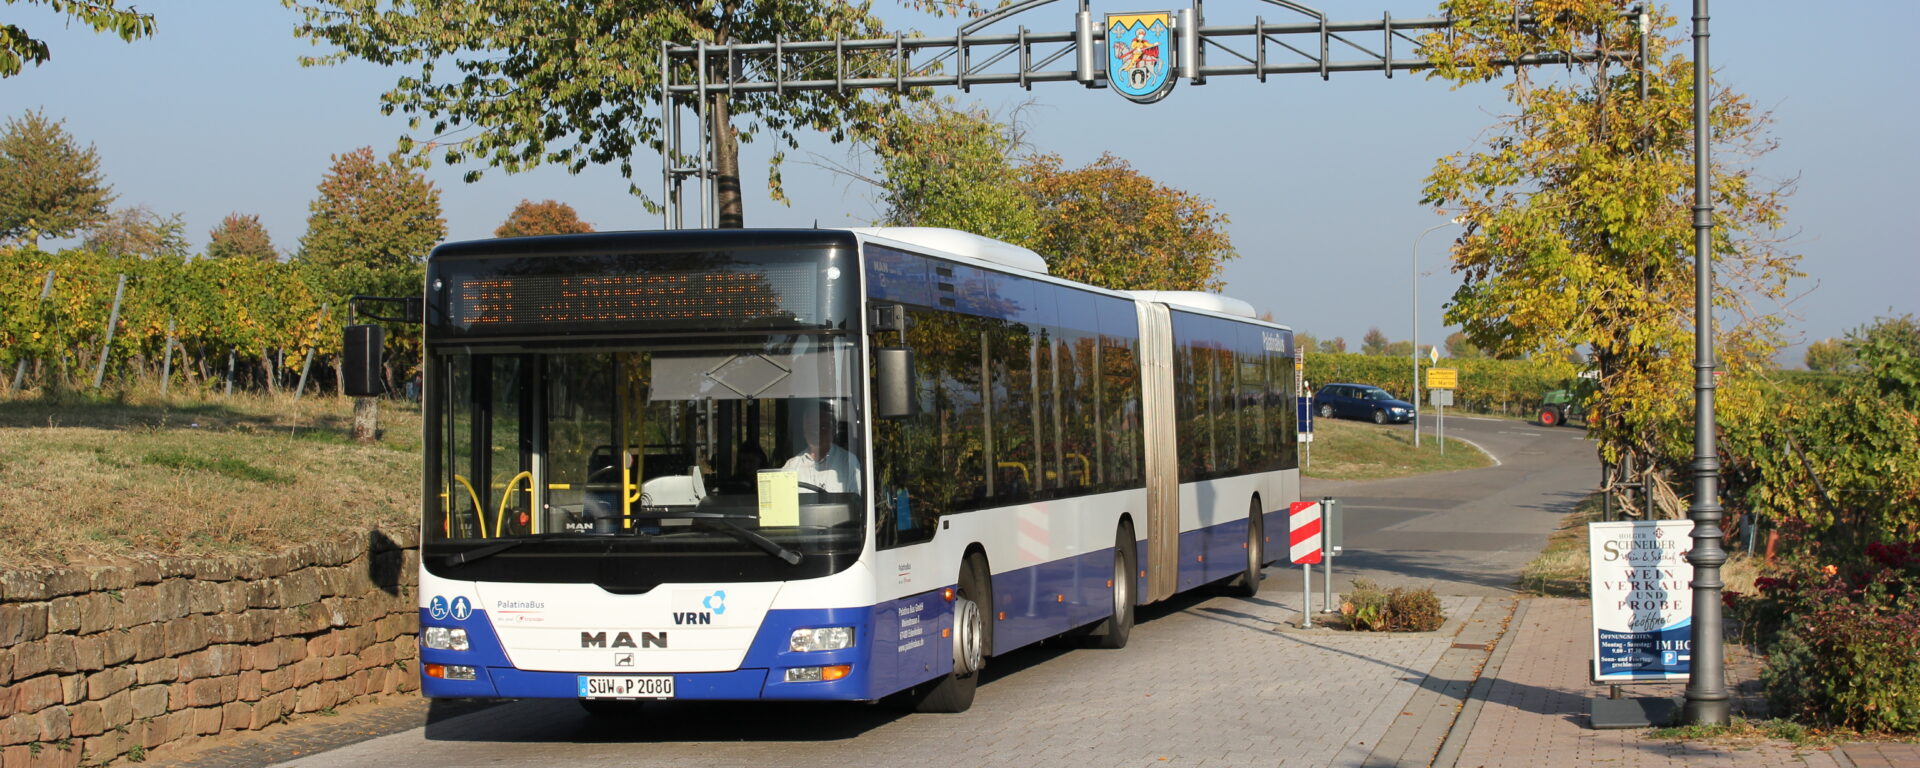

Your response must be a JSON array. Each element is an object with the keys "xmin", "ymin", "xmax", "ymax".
[
  {"xmin": 866, "ymin": 102, "xmax": 1236, "ymax": 292},
  {"xmin": 298, "ymin": 147, "xmax": 444, "ymax": 271},
  {"xmin": 1023, "ymin": 154, "xmax": 1235, "ymax": 291},
  {"xmin": 1, "ymin": 0, "xmax": 156, "ymax": 77},
  {"xmin": 1361, "ymin": 327, "xmax": 1391, "ymax": 356},
  {"xmin": 83, "ymin": 205, "xmax": 188, "ymax": 259},
  {"xmin": 495, "ymin": 199, "xmax": 594, "ymax": 238},
  {"xmin": 0, "ymin": 109, "xmax": 114, "ymax": 247},
  {"xmin": 208, "ymin": 213, "xmax": 278, "ymax": 261},
  {"xmin": 1421, "ymin": 1, "xmax": 1797, "ymax": 486}
]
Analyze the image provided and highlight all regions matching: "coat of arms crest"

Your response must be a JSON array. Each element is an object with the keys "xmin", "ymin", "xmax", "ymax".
[{"xmin": 1106, "ymin": 12, "xmax": 1176, "ymax": 104}]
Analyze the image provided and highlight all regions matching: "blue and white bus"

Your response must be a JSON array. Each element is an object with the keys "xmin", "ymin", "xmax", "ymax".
[{"xmin": 395, "ymin": 227, "xmax": 1299, "ymax": 714}]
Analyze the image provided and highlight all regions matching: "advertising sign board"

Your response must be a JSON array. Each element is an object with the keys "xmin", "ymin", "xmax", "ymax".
[{"xmin": 1588, "ymin": 520, "xmax": 1695, "ymax": 682}]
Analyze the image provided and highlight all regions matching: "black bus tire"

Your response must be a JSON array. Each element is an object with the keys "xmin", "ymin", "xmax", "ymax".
[
  {"xmin": 1088, "ymin": 523, "xmax": 1138, "ymax": 649},
  {"xmin": 914, "ymin": 555, "xmax": 989, "ymax": 713},
  {"xmin": 1224, "ymin": 500, "xmax": 1264, "ymax": 598}
]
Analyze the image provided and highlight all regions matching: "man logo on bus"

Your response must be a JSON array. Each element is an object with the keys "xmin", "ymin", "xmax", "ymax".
[{"xmin": 580, "ymin": 631, "xmax": 668, "ymax": 649}]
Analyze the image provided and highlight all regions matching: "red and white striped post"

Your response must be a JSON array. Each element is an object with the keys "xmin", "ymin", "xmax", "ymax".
[{"xmin": 1289, "ymin": 501, "xmax": 1325, "ymax": 627}]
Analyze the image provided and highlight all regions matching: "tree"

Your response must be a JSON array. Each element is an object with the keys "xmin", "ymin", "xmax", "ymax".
[
  {"xmin": 207, "ymin": 213, "xmax": 278, "ymax": 261},
  {"xmin": 495, "ymin": 200, "xmax": 594, "ymax": 239},
  {"xmin": 1295, "ymin": 332, "xmax": 1317, "ymax": 355},
  {"xmin": 1422, "ymin": 1, "xmax": 1797, "ymax": 479},
  {"xmin": 861, "ymin": 102, "xmax": 1236, "ymax": 291},
  {"xmin": 1319, "ymin": 337, "xmax": 1347, "ymax": 355},
  {"xmin": 1804, "ymin": 337, "xmax": 1854, "ymax": 373},
  {"xmin": 1, "ymin": 1, "xmax": 156, "ymax": 78},
  {"xmin": 284, "ymin": 0, "xmax": 964, "ymax": 228},
  {"xmin": 1445, "ymin": 331, "xmax": 1482, "ymax": 358},
  {"xmin": 871, "ymin": 101, "xmax": 1039, "ymax": 246},
  {"xmin": 298, "ymin": 147, "xmax": 444, "ymax": 270},
  {"xmin": 0, "ymin": 109, "xmax": 113, "ymax": 247},
  {"xmin": 1361, "ymin": 327, "xmax": 1390, "ymax": 356},
  {"xmin": 83, "ymin": 205, "xmax": 188, "ymax": 259},
  {"xmin": 1385, "ymin": 340, "xmax": 1414, "ymax": 358},
  {"xmin": 1023, "ymin": 153, "xmax": 1236, "ymax": 291}
]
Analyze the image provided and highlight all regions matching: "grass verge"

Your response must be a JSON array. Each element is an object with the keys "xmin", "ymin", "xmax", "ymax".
[
  {"xmin": 1518, "ymin": 493, "xmax": 1766, "ymax": 597},
  {"xmin": 0, "ymin": 388, "xmax": 420, "ymax": 568},
  {"xmin": 1646, "ymin": 716, "xmax": 1920, "ymax": 747},
  {"xmin": 1302, "ymin": 417, "xmax": 1493, "ymax": 481}
]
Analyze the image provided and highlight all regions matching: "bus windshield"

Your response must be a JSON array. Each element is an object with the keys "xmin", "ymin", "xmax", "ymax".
[{"xmin": 426, "ymin": 334, "xmax": 866, "ymax": 580}]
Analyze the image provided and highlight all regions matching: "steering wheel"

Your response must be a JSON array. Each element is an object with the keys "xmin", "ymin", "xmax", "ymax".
[{"xmin": 797, "ymin": 481, "xmax": 832, "ymax": 494}]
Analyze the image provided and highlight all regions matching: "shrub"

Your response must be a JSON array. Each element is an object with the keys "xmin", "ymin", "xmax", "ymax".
[
  {"xmin": 1740, "ymin": 540, "xmax": 1920, "ymax": 733},
  {"xmin": 1340, "ymin": 578, "xmax": 1446, "ymax": 632}
]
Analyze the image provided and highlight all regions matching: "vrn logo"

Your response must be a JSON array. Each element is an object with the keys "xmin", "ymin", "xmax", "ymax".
[
  {"xmin": 580, "ymin": 631, "xmax": 667, "ymax": 649},
  {"xmin": 673, "ymin": 589, "xmax": 726, "ymax": 625}
]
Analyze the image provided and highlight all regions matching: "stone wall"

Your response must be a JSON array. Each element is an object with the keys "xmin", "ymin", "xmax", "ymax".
[{"xmin": 0, "ymin": 527, "xmax": 421, "ymax": 767}]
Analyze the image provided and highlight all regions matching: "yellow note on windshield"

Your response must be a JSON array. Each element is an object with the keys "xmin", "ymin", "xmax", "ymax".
[{"xmin": 756, "ymin": 470, "xmax": 800, "ymax": 527}]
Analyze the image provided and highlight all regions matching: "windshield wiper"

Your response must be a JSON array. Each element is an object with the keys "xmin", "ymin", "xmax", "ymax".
[
  {"xmin": 628, "ymin": 511, "xmax": 803, "ymax": 565},
  {"xmin": 440, "ymin": 539, "xmax": 528, "ymax": 567}
]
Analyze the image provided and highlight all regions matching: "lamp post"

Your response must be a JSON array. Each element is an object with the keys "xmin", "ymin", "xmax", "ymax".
[
  {"xmin": 1682, "ymin": 0, "xmax": 1730, "ymax": 726},
  {"xmin": 1411, "ymin": 219, "xmax": 1462, "ymax": 447}
]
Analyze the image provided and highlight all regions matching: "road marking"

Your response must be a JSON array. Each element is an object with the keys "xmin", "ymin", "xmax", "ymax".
[{"xmin": 1457, "ymin": 436, "xmax": 1502, "ymax": 466}]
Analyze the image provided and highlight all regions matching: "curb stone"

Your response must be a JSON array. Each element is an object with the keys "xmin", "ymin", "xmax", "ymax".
[{"xmin": 1431, "ymin": 597, "xmax": 1528, "ymax": 768}]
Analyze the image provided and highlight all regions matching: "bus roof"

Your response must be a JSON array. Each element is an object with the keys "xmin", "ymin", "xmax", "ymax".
[{"xmin": 845, "ymin": 227, "xmax": 1049, "ymax": 274}]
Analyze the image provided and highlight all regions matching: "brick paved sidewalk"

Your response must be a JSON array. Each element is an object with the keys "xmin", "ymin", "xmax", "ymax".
[{"xmin": 1446, "ymin": 598, "xmax": 1847, "ymax": 768}]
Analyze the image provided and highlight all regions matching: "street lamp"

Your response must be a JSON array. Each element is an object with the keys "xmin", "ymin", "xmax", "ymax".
[{"xmin": 1411, "ymin": 218, "xmax": 1463, "ymax": 447}]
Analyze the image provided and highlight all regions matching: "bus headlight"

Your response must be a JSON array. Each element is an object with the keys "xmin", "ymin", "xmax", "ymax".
[
  {"xmin": 784, "ymin": 665, "xmax": 851, "ymax": 683},
  {"xmin": 423, "ymin": 626, "xmax": 469, "ymax": 651},
  {"xmin": 789, "ymin": 626, "xmax": 855, "ymax": 652}
]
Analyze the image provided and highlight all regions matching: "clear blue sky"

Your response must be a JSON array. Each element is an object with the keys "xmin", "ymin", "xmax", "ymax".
[{"xmin": 7, "ymin": 0, "xmax": 1915, "ymax": 369}]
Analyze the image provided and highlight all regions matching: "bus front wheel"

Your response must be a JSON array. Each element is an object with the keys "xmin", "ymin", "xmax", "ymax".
[
  {"xmin": 915, "ymin": 554, "xmax": 989, "ymax": 713},
  {"xmin": 1087, "ymin": 523, "xmax": 1137, "ymax": 649}
]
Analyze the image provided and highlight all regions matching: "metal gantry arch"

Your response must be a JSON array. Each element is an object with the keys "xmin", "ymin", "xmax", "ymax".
[
  {"xmin": 658, "ymin": 0, "xmax": 1733, "ymax": 727},
  {"xmin": 656, "ymin": 0, "xmax": 1646, "ymax": 228}
]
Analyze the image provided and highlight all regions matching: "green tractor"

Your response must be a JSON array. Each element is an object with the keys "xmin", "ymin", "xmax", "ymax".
[{"xmin": 1538, "ymin": 373, "xmax": 1598, "ymax": 428}]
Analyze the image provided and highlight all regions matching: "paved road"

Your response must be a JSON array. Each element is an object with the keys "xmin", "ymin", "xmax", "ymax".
[
  {"xmin": 1295, "ymin": 416, "xmax": 1597, "ymax": 596},
  {"xmin": 261, "ymin": 416, "xmax": 1596, "ymax": 768}
]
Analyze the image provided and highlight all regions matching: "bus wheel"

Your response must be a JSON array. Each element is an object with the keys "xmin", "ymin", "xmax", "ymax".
[
  {"xmin": 915, "ymin": 555, "xmax": 989, "ymax": 713},
  {"xmin": 1087, "ymin": 523, "xmax": 1137, "ymax": 649},
  {"xmin": 1224, "ymin": 500, "xmax": 1264, "ymax": 598}
]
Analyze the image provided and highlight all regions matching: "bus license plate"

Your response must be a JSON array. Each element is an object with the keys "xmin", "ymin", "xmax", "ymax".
[{"xmin": 578, "ymin": 675, "xmax": 675, "ymax": 699}]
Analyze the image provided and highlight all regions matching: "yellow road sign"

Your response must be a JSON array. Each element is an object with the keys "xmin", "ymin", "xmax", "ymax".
[{"xmin": 1428, "ymin": 367, "xmax": 1458, "ymax": 389}]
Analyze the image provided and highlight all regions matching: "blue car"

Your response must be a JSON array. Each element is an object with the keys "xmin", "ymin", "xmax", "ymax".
[{"xmin": 1314, "ymin": 383, "xmax": 1416, "ymax": 424}]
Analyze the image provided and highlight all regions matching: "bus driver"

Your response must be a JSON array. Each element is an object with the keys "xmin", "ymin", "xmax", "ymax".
[{"xmin": 781, "ymin": 402, "xmax": 861, "ymax": 493}]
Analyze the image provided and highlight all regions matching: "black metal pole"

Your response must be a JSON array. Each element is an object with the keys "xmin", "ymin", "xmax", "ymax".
[{"xmin": 1682, "ymin": 0, "xmax": 1730, "ymax": 726}]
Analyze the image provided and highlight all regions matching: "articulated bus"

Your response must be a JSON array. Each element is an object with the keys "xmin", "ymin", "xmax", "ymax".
[{"xmin": 379, "ymin": 227, "xmax": 1299, "ymax": 714}]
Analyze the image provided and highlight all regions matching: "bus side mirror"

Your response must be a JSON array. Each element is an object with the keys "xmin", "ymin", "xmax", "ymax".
[
  {"xmin": 343, "ymin": 324, "xmax": 386, "ymax": 397},
  {"xmin": 874, "ymin": 347, "xmax": 917, "ymax": 419}
]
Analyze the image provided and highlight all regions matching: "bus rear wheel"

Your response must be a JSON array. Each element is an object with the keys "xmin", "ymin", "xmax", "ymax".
[
  {"xmin": 1087, "ymin": 523, "xmax": 1137, "ymax": 649},
  {"xmin": 914, "ymin": 554, "xmax": 989, "ymax": 713},
  {"xmin": 1223, "ymin": 500, "xmax": 1264, "ymax": 598}
]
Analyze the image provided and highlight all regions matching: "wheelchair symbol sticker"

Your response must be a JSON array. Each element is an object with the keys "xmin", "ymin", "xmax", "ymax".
[
  {"xmin": 451, "ymin": 596, "xmax": 472, "ymax": 621},
  {"xmin": 428, "ymin": 595, "xmax": 450, "ymax": 620}
]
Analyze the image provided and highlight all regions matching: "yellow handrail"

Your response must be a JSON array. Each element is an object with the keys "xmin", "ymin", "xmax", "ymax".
[
  {"xmin": 494, "ymin": 471, "xmax": 533, "ymax": 538},
  {"xmin": 451, "ymin": 474, "xmax": 486, "ymax": 538}
]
